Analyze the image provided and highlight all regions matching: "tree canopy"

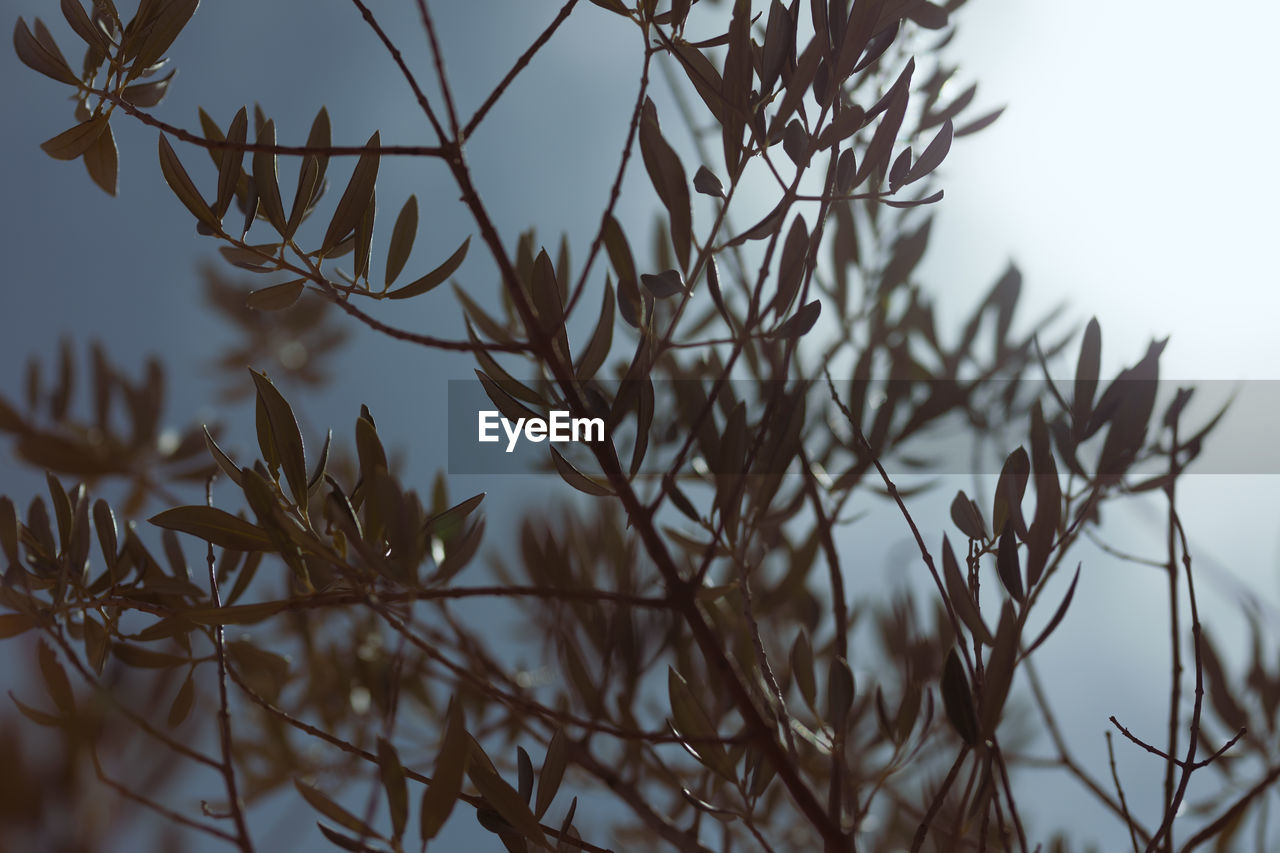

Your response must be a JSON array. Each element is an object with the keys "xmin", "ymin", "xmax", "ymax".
[{"xmin": 3, "ymin": 1, "xmax": 1278, "ymax": 852}]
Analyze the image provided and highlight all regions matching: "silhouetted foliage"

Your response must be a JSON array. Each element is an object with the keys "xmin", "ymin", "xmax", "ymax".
[{"xmin": 4, "ymin": 1, "xmax": 1277, "ymax": 851}]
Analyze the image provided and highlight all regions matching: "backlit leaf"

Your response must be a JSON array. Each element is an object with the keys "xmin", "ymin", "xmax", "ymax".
[
  {"xmin": 550, "ymin": 447, "xmax": 613, "ymax": 497},
  {"xmin": 377, "ymin": 737, "xmax": 409, "ymax": 841},
  {"xmin": 40, "ymin": 115, "xmax": 109, "ymax": 161},
  {"xmin": 322, "ymin": 131, "xmax": 380, "ymax": 251},
  {"xmin": 466, "ymin": 737, "xmax": 548, "ymax": 849},
  {"xmin": 384, "ymin": 195, "xmax": 418, "ymax": 287},
  {"xmin": 83, "ymin": 121, "xmax": 118, "ymax": 195},
  {"xmin": 771, "ymin": 300, "xmax": 821, "ymax": 339},
  {"xmin": 149, "ymin": 506, "xmax": 274, "ymax": 551},
  {"xmin": 575, "ymin": 277, "xmax": 614, "ymax": 381},
  {"xmin": 14, "ymin": 18, "xmax": 81, "ymax": 85},
  {"xmin": 295, "ymin": 779, "xmax": 378, "ymax": 838},
  {"xmin": 250, "ymin": 369, "xmax": 308, "ymax": 509},
  {"xmin": 158, "ymin": 133, "xmax": 219, "ymax": 230},
  {"xmin": 387, "ymin": 236, "xmax": 470, "ymax": 299},
  {"xmin": 941, "ymin": 648, "xmax": 977, "ymax": 745},
  {"xmin": 535, "ymin": 729, "xmax": 567, "ymax": 820},
  {"xmin": 246, "ymin": 279, "xmax": 306, "ymax": 312}
]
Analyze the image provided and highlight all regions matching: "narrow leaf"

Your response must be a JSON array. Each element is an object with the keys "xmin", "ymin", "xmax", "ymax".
[
  {"xmin": 246, "ymin": 279, "xmax": 306, "ymax": 312},
  {"xmin": 550, "ymin": 447, "xmax": 613, "ymax": 497},
  {"xmin": 384, "ymin": 195, "xmax": 418, "ymax": 287},
  {"xmin": 149, "ymin": 506, "xmax": 273, "ymax": 551},
  {"xmin": 386, "ymin": 236, "xmax": 470, "ymax": 299},
  {"xmin": 40, "ymin": 115, "xmax": 109, "ymax": 161},
  {"xmin": 158, "ymin": 133, "xmax": 219, "ymax": 230},
  {"xmin": 322, "ymin": 131, "xmax": 380, "ymax": 251}
]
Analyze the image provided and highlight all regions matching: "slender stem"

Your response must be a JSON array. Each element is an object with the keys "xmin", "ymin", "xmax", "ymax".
[
  {"xmin": 909, "ymin": 745, "xmax": 970, "ymax": 852},
  {"xmin": 204, "ymin": 478, "xmax": 254, "ymax": 852},
  {"xmin": 1107, "ymin": 731, "xmax": 1143, "ymax": 853},
  {"xmin": 88, "ymin": 88, "xmax": 445, "ymax": 157},
  {"xmin": 462, "ymin": 0, "xmax": 582, "ymax": 140}
]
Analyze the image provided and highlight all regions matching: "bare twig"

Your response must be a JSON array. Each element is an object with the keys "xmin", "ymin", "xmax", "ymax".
[
  {"xmin": 205, "ymin": 478, "xmax": 254, "ymax": 852},
  {"xmin": 463, "ymin": 0, "xmax": 583, "ymax": 140}
]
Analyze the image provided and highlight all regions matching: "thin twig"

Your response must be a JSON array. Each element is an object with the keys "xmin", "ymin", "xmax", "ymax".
[
  {"xmin": 205, "ymin": 478, "xmax": 254, "ymax": 852},
  {"xmin": 462, "ymin": 0, "xmax": 582, "ymax": 140},
  {"xmin": 910, "ymin": 745, "xmax": 970, "ymax": 852},
  {"xmin": 89, "ymin": 88, "xmax": 444, "ymax": 157},
  {"xmin": 415, "ymin": 0, "xmax": 461, "ymax": 139},
  {"xmin": 88, "ymin": 748, "xmax": 238, "ymax": 844},
  {"xmin": 348, "ymin": 0, "xmax": 447, "ymax": 143},
  {"xmin": 1107, "ymin": 731, "xmax": 1142, "ymax": 853}
]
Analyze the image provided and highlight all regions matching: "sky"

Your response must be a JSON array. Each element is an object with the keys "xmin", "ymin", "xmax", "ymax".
[{"xmin": 2, "ymin": 0, "xmax": 1279, "ymax": 849}]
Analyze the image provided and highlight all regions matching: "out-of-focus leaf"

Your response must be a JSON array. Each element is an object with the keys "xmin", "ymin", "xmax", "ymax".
[
  {"xmin": 827, "ymin": 656, "xmax": 855, "ymax": 728},
  {"xmin": 1201, "ymin": 630, "xmax": 1248, "ymax": 730},
  {"xmin": 941, "ymin": 648, "xmax": 977, "ymax": 745},
  {"xmin": 112, "ymin": 643, "xmax": 190, "ymax": 669},
  {"xmin": 790, "ymin": 632, "xmax": 817, "ymax": 711},
  {"xmin": 517, "ymin": 746, "xmax": 534, "ymax": 806},
  {"xmin": 38, "ymin": 642, "xmax": 74, "ymax": 714},
  {"xmin": 772, "ymin": 215, "xmax": 808, "ymax": 316},
  {"xmin": 955, "ymin": 106, "xmax": 1005, "ymax": 137},
  {"xmin": 294, "ymin": 779, "xmax": 378, "ymax": 838},
  {"xmin": 1024, "ymin": 564, "xmax": 1080, "ymax": 658},
  {"xmin": 377, "ymin": 737, "xmax": 409, "ymax": 841},
  {"xmin": 1026, "ymin": 402, "xmax": 1061, "ymax": 587},
  {"xmin": 668, "ymin": 667, "xmax": 735, "ymax": 782},
  {"xmin": 1072, "ymin": 317, "xmax": 1101, "ymax": 436},
  {"xmin": 535, "ymin": 729, "xmax": 567, "ymax": 820},
  {"xmin": 466, "ymin": 737, "xmax": 548, "ymax": 849},
  {"xmin": 0, "ymin": 614, "xmax": 37, "ymax": 639},
  {"xmin": 167, "ymin": 671, "xmax": 195, "ymax": 727},
  {"xmin": 10, "ymin": 692, "xmax": 67, "ymax": 728}
]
